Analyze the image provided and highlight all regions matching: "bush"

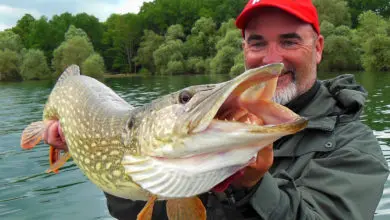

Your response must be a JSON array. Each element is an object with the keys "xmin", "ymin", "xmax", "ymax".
[
  {"xmin": 229, "ymin": 52, "xmax": 245, "ymax": 76},
  {"xmin": 0, "ymin": 49, "xmax": 22, "ymax": 81},
  {"xmin": 20, "ymin": 49, "xmax": 50, "ymax": 80},
  {"xmin": 82, "ymin": 53, "xmax": 105, "ymax": 80},
  {"xmin": 166, "ymin": 60, "xmax": 186, "ymax": 75},
  {"xmin": 361, "ymin": 35, "xmax": 390, "ymax": 72},
  {"xmin": 52, "ymin": 36, "xmax": 94, "ymax": 77},
  {"xmin": 186, "ymin": 57, "xmax": 208, "ymax": 74},
  {"xmin": 210, "ymin": 46, "xmax": 239, "ymax": 75}
]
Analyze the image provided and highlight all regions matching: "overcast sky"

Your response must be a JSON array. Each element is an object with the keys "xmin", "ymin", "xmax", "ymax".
[{"xmin": 0, "ymin": 0, "xmax": 152, "ymax": 31}]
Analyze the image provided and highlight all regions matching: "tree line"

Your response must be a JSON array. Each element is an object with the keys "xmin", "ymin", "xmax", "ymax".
[{"xmin": 0, "ymin": 0, "xmax": 389, "ymax": 81}]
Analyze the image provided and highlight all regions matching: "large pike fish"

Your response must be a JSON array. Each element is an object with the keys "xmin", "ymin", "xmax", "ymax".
[{"xmin": 21, "ymin": 63, "xmax": 307, "ymax": 219}]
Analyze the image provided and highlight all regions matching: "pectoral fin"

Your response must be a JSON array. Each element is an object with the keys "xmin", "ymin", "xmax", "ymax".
[
  {"xmin": 166, "ymin": 197, "xmax": 206, "ymax": 220},
  {"xmin": 21, "ymin": 121, "xmax": 45, "ymax": 149},
  {"xmin": 137, "ymin": 195, "xmax": 157, "ymax": 220},
  {"xmin": 46, "ymin": 147, "xmax": 71, "ymax": 173}
]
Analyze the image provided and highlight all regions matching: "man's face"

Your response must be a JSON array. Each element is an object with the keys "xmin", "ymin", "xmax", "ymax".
[{"xmin": 243, "ymin": 8, "xmax": 324, "ymax": 105}]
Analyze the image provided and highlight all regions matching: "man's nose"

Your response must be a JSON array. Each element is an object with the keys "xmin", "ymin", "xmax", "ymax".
[{"xmin": 262, "ymin": 45, "xmax": 283, "ymax": 64}]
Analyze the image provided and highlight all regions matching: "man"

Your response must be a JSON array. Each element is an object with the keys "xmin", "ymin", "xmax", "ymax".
[{"xmin": 44, "ymin": 0, "xmax": 389, "ymax": 219}]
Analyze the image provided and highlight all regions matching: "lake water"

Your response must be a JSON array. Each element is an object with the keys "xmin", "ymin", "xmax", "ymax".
[{"xmin": 0, "ymin": 72, "xmax": 389, "ymax": 219}]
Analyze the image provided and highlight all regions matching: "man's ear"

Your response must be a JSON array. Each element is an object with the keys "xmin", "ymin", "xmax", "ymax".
[{"xmin": 316, "ymin": 35, "xmax": 324, "ymax": 64}]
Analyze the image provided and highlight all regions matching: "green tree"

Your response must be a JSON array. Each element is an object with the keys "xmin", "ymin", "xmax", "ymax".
[
  {"xmin": 210, "ymin": 29, "xmax": 242, "ymax": 75},
  {"xmin": 0, "ymin": 49, "xmax": 22, "ymax": 81},
  {"xmin": 49, "ymin": 13, "xmax": 74, "ymax": 50},
  {"xmin": 354, "ymin": 11, "xmax": 390, "ymax": 71},
  {"xmin": 134, "ymin": 30, "xmax": 164, "ymax": 74},
  {"xmin": 346, "ymin": 0, "xmax": 390, "ymax": 27},
  {"xmin": 319, "ymin": 20, "xmax": 336, "ymax": 38},
  {"xmin": 153, "ymin": 39, "xmax": 185, "ymax": 75},
  {"xmin": 356, "ymin": 11, "xmax": 388, "ymax": 42},
  {"xmin": 184, "ymin": 17, "xmax": 217, "ymax": 59},
  {"xmin": 73, "ymin": 13, "xmax": 104, "ymax": 53},
  {"xmin": 313, "ymin": 0, "xmax": 352, "ymax": 27},
  {"xmin": 65, "ymin": 25, "xmax": 89, "ymax": 41},
  {"xmin": 166, "ymin": 24, "xmax": 185, "ymax": 41},
  {"xmin": 230, "ymin": 52, "xmax": 245, "ymax": 76},
  {"xmin": 0, "ymin": 31, "xmax": 23, "ymax": 52},
  {"xmin": 361, "ymin": 34, "xmax": 390, "ymax": 71},
  {"xmin": 20, "ymin": 49, "xmax": 50, "ymax": 80},
  {"xmin": 11, "ymin": 14, "xmax": 36, "ymax": 47},
  {"xmin": 26, "ymin": 16, "xmax": 57, "ymax": 61},
  {"xmin": 52, "ymin": 35, "xmax": 94, "ymax": 77},
  {"xmin": 82, "ymin": 53, "xmax": 105, "ymax": 80},
  {"xmin": 102, "ymin": 13, "xmax": 142, "ymax": 73}
]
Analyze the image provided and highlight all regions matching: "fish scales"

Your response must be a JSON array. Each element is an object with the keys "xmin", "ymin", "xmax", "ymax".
[{"xmin": 45, "ymin": 74, "xmax": 148, "ymax": 199}]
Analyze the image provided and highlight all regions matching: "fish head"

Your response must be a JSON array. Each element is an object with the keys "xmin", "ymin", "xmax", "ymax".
[{"xmin": 125, "ymin": 63, "xmax": 307, "ymax": 158}]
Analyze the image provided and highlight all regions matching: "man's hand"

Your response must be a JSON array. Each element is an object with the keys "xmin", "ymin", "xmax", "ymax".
[
  {"xmin": 232, "ymin": 144, "xmax": 273, "ymax": 188},
  {"xmin": 43, "ymin": 120, "xmax": 68, "ymax": 151}
]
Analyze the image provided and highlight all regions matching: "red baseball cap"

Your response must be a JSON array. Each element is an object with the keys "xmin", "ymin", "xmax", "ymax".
[{"xmin": 236, "ymin": 0, "xmax": 320, "ymax": 34}]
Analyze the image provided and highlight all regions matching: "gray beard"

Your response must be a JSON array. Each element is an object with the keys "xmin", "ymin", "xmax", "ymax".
[{"xmin": 272, "ymin": 82, "xmax": 298, "ymax": 105}]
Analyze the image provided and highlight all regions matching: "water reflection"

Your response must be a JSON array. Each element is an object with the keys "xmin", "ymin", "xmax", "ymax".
[{"xmin": 0, "ymin": 71, "xmax": 389, "ymax": 219}]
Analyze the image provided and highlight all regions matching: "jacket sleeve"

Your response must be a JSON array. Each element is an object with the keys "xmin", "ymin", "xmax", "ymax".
[{"xmin": 245, "ymin": 124, "xmax": 389, "ymax": 220}]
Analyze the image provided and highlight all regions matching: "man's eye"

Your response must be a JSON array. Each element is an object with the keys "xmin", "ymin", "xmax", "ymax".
[
  {"xmin": 249, "ymin": 41, "xmax": 266, "ymax": 50},
  {"xmin": 282, "ymin": 40, "xmax": 297, "ymax": 47}
]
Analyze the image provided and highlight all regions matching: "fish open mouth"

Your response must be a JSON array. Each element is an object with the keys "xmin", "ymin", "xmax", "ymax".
[
  {"xmin": 191, "ymin": 63, "xmax": 305, "ymax": 135},
  {"xmin": 164, "ymin": 63, "xmax": 308, "ymax": 158}
]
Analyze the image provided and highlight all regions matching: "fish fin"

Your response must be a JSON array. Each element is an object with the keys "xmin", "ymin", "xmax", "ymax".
[
  {"xmin": 137, "ymin": 195, "xmax": 157, "ymax": 220},
  {"xmin": 21, "ymin": 121, "xmax": 45, "ymax": 149},
  {"xmin": 56, "ymin": 65, "xmax": 80, "ymax": 86},
  {"xmin": 48, "ymin": 146, "xmax": 61, "ymax": 174},
  {"xmin": 166, "ymin": 197, "xmax": 206, "ymax": 220},
  {"xmin": 46, "ymin": 150, "xmax": 71, "ymax": 173}
]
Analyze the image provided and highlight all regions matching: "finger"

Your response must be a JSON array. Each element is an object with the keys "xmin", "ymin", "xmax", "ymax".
[
  {"xmin": 47, "ymin": 121, "xmax": 60, "ymax": 144},
  {"xmin": 43, "ymin": 120, "xmax": 56, "ymax": 144},
  {"xmin": 249, "ymin": 144, "xmax": 273, "ymax": 170},
  {"xmin": 58, "ymin": 123, "xmax": 65, "ymax": 142}
]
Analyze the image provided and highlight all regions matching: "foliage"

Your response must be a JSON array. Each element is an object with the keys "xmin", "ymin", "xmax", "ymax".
[
  {"xmin": 346, "ymin": 0, "xmax": 390, "ymax": 27},
  {"xmin": 353, "ymin": 11, "xmax": 390, "ymax": 72},
  {"xmin": 11, "ymin": 14, "xmax": 35, "ymax": 47},
  {"xmin": 230, "ymin": 52, "xmax": 245, "ymax": 76},
  {"xmin": 52, "ymin": 35, "xmax": 94, "ymax": 78},
  {"xmin": 210, "ymin": 46, "xmax": 238, "ymax": 75},
  {"xmin": 186, "ymin": 57, "xmax": 208, "ymax": 74},
  {"xmin": 319, "ymin": 20, "xmax": 336, "ymax": 38},
  {"xmin": 20, "ymin": 49, "xmax": 50, "ymax": 80},
  {"xmin": 65, "ymin": 25, "xmax": 89, "ymax": 41},
  {"xmin": 361, "ymin": 34, "xmax": 390, "ymax": 71},
  {"xmin": 82, "ymin": 53, "xmax": 105, "ymax": 80},
  {"xmin": 134, "ymin": 30, "xmax": 164, "ymax": 74},
  {"xmin": 102, "ymin": 13, "xmax": 142, "ymax": 73},
  {"xmin": 184, "ymin": 17, "xmax": 217, "ymax": 59},
  {"xmin": 0, "ymin": 31, "xmax": 23, "ymax": 52},
  {"xmin": 313, "ymin": 0, "xmax": 352, "ymax": 27},
  {"xmin": 165, "ymin": 24, "xmax": 185, "ymax": 41},
  {"xmin": 153, "ymin": 39, "xmax": 185, "ymax": 74},
  {"xmin": 0, "ymin": 49, "xmax": 22, "ymax": 81}
]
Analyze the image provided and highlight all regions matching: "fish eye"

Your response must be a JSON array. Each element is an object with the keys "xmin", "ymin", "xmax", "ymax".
[{"xmin": 179, "ymin": 90, "xmax": 193, "ymax": 104}]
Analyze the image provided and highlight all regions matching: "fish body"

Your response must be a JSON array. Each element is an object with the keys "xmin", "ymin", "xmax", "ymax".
[{"xmin": 21, "ymin": 63, "xmax": 307, "ymax": 219}]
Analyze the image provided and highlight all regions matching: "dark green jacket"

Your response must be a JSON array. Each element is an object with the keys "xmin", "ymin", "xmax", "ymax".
[{"xmin": 105, "ymin": 74, "xmax": 389, "ymax": 220}]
